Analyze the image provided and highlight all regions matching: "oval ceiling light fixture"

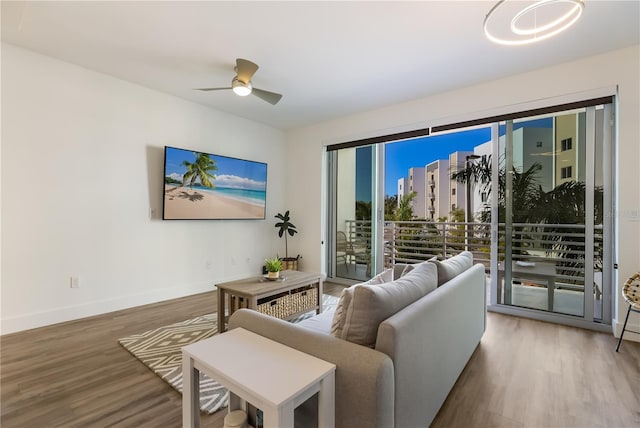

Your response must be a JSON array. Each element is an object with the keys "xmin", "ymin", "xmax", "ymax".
[{"xmin": 484, "ymin": 0, "xmax": 585, "ymax": 46}]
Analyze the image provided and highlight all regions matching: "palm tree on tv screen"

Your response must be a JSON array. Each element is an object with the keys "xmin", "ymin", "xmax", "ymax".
[{"xmin": 182, "ymin": 153, "xmax": 217, "ymax": 189}]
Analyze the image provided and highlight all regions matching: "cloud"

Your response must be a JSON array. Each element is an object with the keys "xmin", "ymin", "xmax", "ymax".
[
  {"xmin": 168, "ymin": 173, "xmax": 183, "ymax": 182},
  {"xmin": 214, "ymin": 174, "xmax": 266, "ymax": 191}
]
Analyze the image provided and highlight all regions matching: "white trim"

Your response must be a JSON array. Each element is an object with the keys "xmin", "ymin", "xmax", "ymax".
[
  {"xmin": 614, "ymin": 316, "xmax": 640, "ymax": 343},
  {"xmin": 584, "ymin": 107, "xmax": 596, "ymax": 322},
  {"xmin": 488, "ymin": 304, "xmax": 613, "ymax": 334},
  {"xmin": 373, "ymin": 144, "xmax": 385, "ymax": 274},
  {"xmin": 490, "ymin": 123, "xmax": 500, "ymax": 307}
]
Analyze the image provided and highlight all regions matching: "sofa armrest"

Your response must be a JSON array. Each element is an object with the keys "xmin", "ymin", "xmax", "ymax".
[{"xmin": 229, "ymin": 309, "xmax": 394, "ymax": 428}]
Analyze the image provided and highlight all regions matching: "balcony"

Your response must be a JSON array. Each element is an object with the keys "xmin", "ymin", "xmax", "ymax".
[{"xmin": 339, "ymin": 220, "xmax": 603, "ymax": 307}]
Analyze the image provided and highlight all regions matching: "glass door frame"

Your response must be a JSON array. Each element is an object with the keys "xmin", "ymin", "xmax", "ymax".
[
  {"xmin": 488, "ymin": 105, "xmax": 614, "ymax": 332},
  {"xmin": 326, "ymin": 145, "xmax": 385, "ymax": 283}
]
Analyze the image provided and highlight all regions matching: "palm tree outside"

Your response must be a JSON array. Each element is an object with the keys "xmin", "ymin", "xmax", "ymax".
[
  {"xmin": 451, "ymin": 155, "xmax": 602, "ymax": 282},
  {"xmin": 395, "ymin": 191, "xmax": 416, "ymax": 221}
]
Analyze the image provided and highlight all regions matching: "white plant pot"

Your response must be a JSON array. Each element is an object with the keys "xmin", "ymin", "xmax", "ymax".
[{"xmin": 267, "ymin": 271, "xmax": 280, "ymax": 279}]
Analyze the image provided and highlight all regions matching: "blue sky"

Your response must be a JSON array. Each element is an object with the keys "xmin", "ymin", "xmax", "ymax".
[
  {"xmin": 384, "ymin": 128, "xmax": 491, "ymax": 197},
  {"xmin": 356, "ymin": 117, "xmax": 554, "ymax": 200},
  {"xmin": 355, "ymin": 128, "xmax": 491, "ymax": 200},
  {"xmin": 164, "ymin": 146, "xmax": 267, "ymax": 190}
]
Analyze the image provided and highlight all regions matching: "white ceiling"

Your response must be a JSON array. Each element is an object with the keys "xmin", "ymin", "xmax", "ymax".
[{"xmin": 2, "ymin": 1, "xmax": 639, "ymax": 130}]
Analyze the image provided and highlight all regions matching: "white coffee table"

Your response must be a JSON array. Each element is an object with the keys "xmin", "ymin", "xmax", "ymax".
[{"xmin": 182, "ymin": 327, "xmax": 336, "ymax": 428}]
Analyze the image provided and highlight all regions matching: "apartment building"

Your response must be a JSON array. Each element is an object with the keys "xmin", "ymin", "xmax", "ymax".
[
  {"xmin": 397, "ymin": 177, "xmax": 408, "ymax": 207},
  {"xmin": 408, "ymin": 167, "xmax": 426, "ymax": 218},
  {"xmin": 425, "ymin": 159, "xmax": 450, "ymax": 221}
]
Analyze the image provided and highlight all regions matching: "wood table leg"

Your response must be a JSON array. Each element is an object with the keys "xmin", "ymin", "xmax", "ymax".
[
  {"xmin": 317, "ymin": 280, "xmax": 323, "ymax": 314},
  {"xmin": 217, "ymin": 288, "xmax": 226, "ymax": 333}
]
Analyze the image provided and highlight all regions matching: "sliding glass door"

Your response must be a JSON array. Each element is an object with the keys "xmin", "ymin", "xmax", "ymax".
[
  {"xmin": 326, "ymin": 98, "xmax": 614, "ymax": 329},
  {"xmin": 494, "ymin": 104, "xmax": 613, "ymax": 326},
  {"xmin": 327, "ymin": 145, "xmax": 382, "ymax": 282}
]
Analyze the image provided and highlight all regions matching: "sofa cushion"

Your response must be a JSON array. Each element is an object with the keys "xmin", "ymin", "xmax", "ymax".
[
  {"xmin": 431, "ymin": 251, "xmax": 473, "ymax": 286},
  {"xmin": 297, "ymin": 308, "xmax": 335, "ymax": 334},
  {"xmin": 341, "ymin": 262, "xmax": 437, "ymax": 347},
  {"xmin": 330, "ymin": 268, "xmax": 393, "ymax": 338}
]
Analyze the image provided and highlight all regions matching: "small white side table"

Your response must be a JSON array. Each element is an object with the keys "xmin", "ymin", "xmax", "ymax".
[{"xmin": 182, "ymin": 327, "xmax": 336, "ymax": 428}]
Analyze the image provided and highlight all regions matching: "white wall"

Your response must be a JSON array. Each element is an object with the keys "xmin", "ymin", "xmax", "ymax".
[
  {"xmin": 0, "ymin": 44, "xmax": 287, "ymax": 334},
  {"xmin": 286, "ymin": 45, "xmax": 640, "ymax": 339}
]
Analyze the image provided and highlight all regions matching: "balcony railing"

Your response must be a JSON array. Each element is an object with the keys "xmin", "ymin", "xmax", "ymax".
[{"xmin": 343, "ymin": 220, "xmax": 603, "ymax": 290}]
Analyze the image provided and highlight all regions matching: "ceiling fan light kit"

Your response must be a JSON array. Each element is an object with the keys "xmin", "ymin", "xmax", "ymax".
[
  {"xmin": 232, "ymin": 78, "xmax": 252, "ymax": 97},
  {"xmin": 484, "ymin": 0, "xmax": 585, "ymax": 46},
  {"xmin": 196, "ymin": 58, "xmax": 282, "ymax": 105}
]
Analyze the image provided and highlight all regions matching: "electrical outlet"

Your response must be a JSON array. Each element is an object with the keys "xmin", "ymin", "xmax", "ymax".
[{"xmin": 70, "ymin": 276, "xmax": 80, "ymax": 288}]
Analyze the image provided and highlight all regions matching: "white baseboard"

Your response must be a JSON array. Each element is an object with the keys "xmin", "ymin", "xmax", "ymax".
[
  {"xmin": 0, "ymin": 281, "xmax": 215, "ymax": 335},
  {"xmin": 613, "ymin": 315, "xmax": 640, "ymax": 343}
]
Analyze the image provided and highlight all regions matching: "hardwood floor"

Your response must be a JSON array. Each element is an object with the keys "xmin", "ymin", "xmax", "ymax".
[
  {"xmin": 432, "ymin": 313, "xmax": 640, "ymax": 428},
  {"xmin": 2, "ymin": 282, "xmax": 638, "ymax": 428}
]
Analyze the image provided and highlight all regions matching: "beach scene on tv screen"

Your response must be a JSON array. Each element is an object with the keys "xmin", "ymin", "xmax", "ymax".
[{"xmin": 163, "ymin": 147, "xmax": 267, "ymax": 220}]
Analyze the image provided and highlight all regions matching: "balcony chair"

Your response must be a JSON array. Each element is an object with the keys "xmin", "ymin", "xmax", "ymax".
[
  {"xmin": 336, "ymin": 231, "xmax": 369, "ymax": 274},
  {"xmin": 615, "ymin": 271, "xmax": 640, "ymax": 352},
  {"xmin": 336, "ymin": 231, "xmax": 349, "ymax": 270}
]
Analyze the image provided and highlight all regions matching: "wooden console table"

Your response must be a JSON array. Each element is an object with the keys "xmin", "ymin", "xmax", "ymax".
[
  {"xmin": 216, "ymin": 270, "xmax": 322, "ymax": 333},
  {"xmin": 182, "ymin": 327, "xmax": 335, "ymax": 428}
]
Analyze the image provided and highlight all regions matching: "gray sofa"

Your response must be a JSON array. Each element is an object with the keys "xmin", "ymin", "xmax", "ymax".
[{"xmin": 228, "ymin": 254, "xmax": 487, "ymax": 428}]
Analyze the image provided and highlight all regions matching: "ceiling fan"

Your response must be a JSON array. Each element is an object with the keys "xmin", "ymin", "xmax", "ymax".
[{"xmin": 195, "ymin": 58, "xmax": 283, "ymax": 105}]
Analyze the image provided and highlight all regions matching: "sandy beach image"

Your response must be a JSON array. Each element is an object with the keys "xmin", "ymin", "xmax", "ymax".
[
  {"xmin": 163, "ymin": 185, "xmax": 265, "ymax": 219},
  {"xmin": 162, "ymin": 146, "xmax": 267, "ymax": 220}
]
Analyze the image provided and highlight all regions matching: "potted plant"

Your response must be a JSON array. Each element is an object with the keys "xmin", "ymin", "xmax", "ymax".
[
  {"xmin": 264, "ymin": 257, "xmax": 283, "ymax": 279},
  {"xmin": 275, "ymin": 210, "xmax": 300, "ymax": 270}
]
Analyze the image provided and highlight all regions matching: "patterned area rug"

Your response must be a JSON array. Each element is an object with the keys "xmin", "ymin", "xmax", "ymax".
[{"xmin": 118, "ymin": 294, "xmax": 338, "ymax": 414}]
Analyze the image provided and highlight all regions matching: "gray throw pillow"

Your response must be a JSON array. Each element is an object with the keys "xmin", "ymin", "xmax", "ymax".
[
  {"xmin": 330, "ymin": 268, "xmax": 393, "ymax": 338},
  {"xmin": 431, "ymin": 251, "xmax": 473, "ymax": 286},
  {"xmin": 341, "ymin": 262, "xmax": 437, "ymax": 347},
  {"xmin": 393, "ymin": 256, "xmax": 437, "ymax": 279}
]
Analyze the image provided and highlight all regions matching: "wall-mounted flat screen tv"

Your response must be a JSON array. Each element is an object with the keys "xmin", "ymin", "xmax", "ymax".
[{"xmin": 162, "ymin": 146, "xmax": 267, "ymax": 220}]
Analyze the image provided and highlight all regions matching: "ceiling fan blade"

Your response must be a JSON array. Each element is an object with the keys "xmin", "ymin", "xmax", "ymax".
[
  {"xmin": 194, "ymin": 87, "xmax": 232, "ymax": 91},
  {"xmin": 235, "ymin": 58, "xmax": 259, "ymax": 83},
  {"xmin": 252, "ymin": 87, "xmax": 283, "ymax": 105}
]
